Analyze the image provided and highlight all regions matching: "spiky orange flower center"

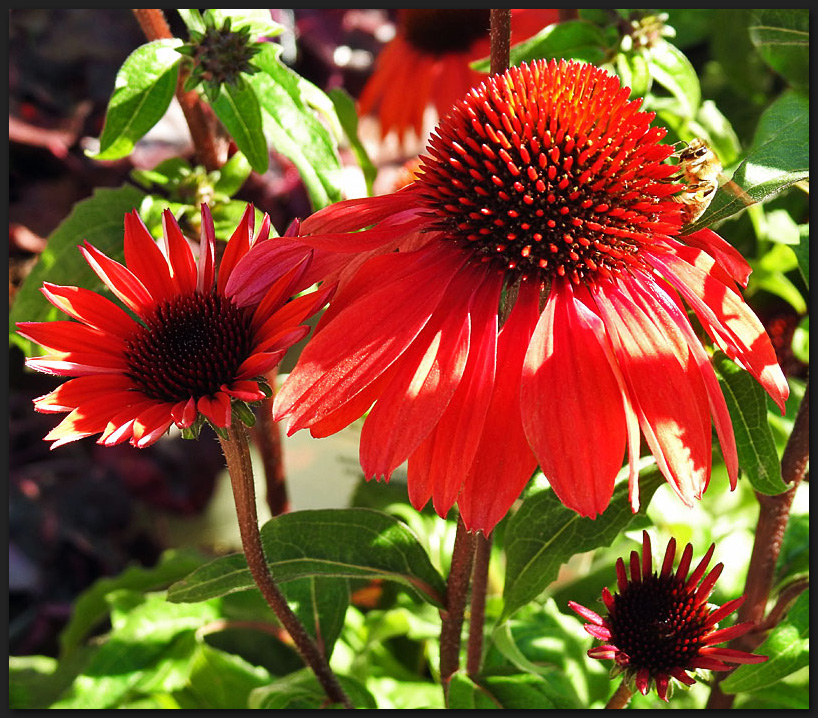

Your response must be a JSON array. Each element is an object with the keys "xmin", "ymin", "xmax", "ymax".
[
  {"xmin": 608, "ymin": 573, "xmax": 710, "ymax": 673},
  {"xmin": 124, "ymin": 292, "xmax": 254, "ymax": 402},
  {"xmin": 417, "ymin": 59, "xmax": 682, "ymax": 284}
]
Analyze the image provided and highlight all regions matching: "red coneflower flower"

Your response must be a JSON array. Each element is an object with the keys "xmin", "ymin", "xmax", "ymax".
[
  {"xmin": 238, "ymin": 58, "xmax": 788, "ymax": 535},
  {"xmin": 358, "ymin": 9, "xmax": 559, "ymax": 145},
  {"xmin": 16, "ymin": 204, "xmax": 329, "ymax": 448},
  {"xmin": 568, "ymin": 531, "xmax": 767, "ymax": 702}
]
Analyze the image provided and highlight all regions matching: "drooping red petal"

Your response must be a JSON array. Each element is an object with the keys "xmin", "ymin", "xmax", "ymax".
[
  {"xmin": 32, "ymin": 374, "xmax": 135, "ymax": 413},
  {"xmin": 124, "ymin": 210, "xmax": 176, "ymax": 302},
  {"xmin": 43, "ymin": 394, "xmax": 134, "ymax": 447},
  {"xmin": 647, "ymin": 249, "xmax": 789, "ymax": 411},
  {"xmin": 406, "ymin": 271, "xmax": 501, "ymax": 517},
  {"xmin": 39, "ymin": 283, "xmax": 139, "ymax": 340},
  {"xmin": 131, "ymin": 402, "xmax": 175, "ymax": 447},
  {"xmin": 359, "ymin": 265, "xmax": 476, "ymax": 481},
  {"xmin": 592, "ymin": 282, "xmax": 713, "ymax": 507},
  {"xmin": 274, "ymin": 244, "xmax": 466, "ymax": 434},
  {"xmin": 222, "ymin": 380, "xmax": 267, "ymax": 403},
  {"xmin": 521, "ymin": 279, "xmax": 625, "ymax": 518},
  {"xmin": 198, "ymin": 392, "xmax": 232, "ymax": 428},
  {"xmin": 457, "ymin": 278, "xmax": 541, "ymax": 534},
  {"xmin": 171, "ymin": 397, "xmax": 198, "ymax": 429},
  {"xmin": 679, "ymin": 228, "xmax": 752, "ymax": 287}
]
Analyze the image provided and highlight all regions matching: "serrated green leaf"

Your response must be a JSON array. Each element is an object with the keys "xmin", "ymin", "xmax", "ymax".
[
  {"xmin": 211, "ymin": 78, "xmax": 268, "ymax": 174},
  {"xmin": 501, "ymin": 466, "xmax": 664, "ymax": 619},
  {"xmin": 749, "ymin": 9, "xmax": 809, "ymax": 89},
  {"xmin": 167, "ymin": 508, "xmax": 447, "ymax": 607},
  {"xmin": 712, "ymin": 351, "xmax": 788, "ymax": 494},
  {"xmin": 249, "ymin": 43, "xmax": 343, "ymax": 210},
  {"xmin": 720, "ymin": 588, "xmax": 809, "ymax": 694},
  {"xmin": 686, "ymin": 90, "xmax": 808, "ymax": 233},
  {"xmin": 249, "ymin": 668, "xmax": 377, "ymax": 709},
  {"xmin": 646, "ymin": 39, "xmax": 701, "ymax": 119},
  {"xmin": 9, "ymin": 185, "xmax": 147, "ymax": 354},
  {"xmin": 89, "ymin": 40, "xmax": 181, "ymax": 161}
]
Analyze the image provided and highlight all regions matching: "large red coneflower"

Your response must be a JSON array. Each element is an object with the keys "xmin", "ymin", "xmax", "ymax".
[
  {"xmin": 358, "ymin": 9, "xmax": 559, "ymax": 145},
  {"xmin": 17, "ymin": 204, "xmax": 329, "ymax": 448},
  {"xmin": 237, "ymin": 58, "xmax": 788, "ymax": 534},
  {"xmin": 568, "ymin": 531, "xmax": 767, "ymax": 702}
]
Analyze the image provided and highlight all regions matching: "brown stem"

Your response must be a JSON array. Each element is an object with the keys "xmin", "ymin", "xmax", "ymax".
[
  {"xmin": 558, "ymin": 8, "xmax": 580, "ymax": 23},
  {"xmin": 250, "ymin": 378, "xmax": 290, "ymax": 516},
  {"xmin": 706, "ymin": 377, "xmax": 809, "ymax": 709},
  {"xmin": 605, "ymin": 680, "xmax": 633, "ymax": 709},
  {"xmin": 439, "ymin": 515, "xmax": 477, "ymax": 701},
  {"xmin": 466, "ymin": 532, "xmax": 492, "ymax": 677},
  {"xmin": 218, "ymin": 423, "xmax": 353, "ymax": 709},
  {"xmin": 132, "ymin": 9, "xmax": 226, "ymax": 171},
  {"xmin": 489, "ymin": 9, "xmax": 511, "ymax": 76}
]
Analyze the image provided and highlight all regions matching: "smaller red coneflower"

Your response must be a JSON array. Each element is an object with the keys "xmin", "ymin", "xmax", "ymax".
[
  {"xmin": 358, "ymin": 9, "xmax": 559, "ymax": 145},
  {"xmin": 568, "ymin": 530, "xmax": 767, "ymax": 703},
  {"xmin": 16, "ymin": 204, "xmax": 329, "ymax": 448}
]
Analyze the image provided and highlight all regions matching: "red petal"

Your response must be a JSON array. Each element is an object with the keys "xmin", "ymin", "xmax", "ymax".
[
  {"xmin": 32, "ymin": 374, "xmax": 135, "ymax": 412},
  {"xmin": 521, "ymin": 279, "xmax": 624, "ymax": 517},
  {"xmin": 222, "ymin": 380, "xmax": 266, "ymax": 403},
  {"xmin": 132, "ymin": 403, "xmax": 174, "ymax": 447},
  {"xmin": 161, "ymin": 209, "xmax": 197, "ymax": 293},
  {"xmin": 79, "ymin": 242, "xmax": 153, "ymax": 315},
  {"xmin": 124, "ymin": 210, "xmax": 176, "ymax": 302},
  {"xmin": 16, "ymin": 320, "xmax": 124, "ymax": 356},
  {"xmin": 198, "ymin": 392, "xmax": 232, "ymax": 428},
  {"xmin": 567, "ymin": 600, "xmax": 604, "ymax": 626},
  {"xmin": 39, "ymin": 283, "xmax": 138, "ymax": 340},
  {"xmin": 681, "ymin": 228, "xmax": 751, "ymax": 287},
  {"xmin": 301, "ymin": 186, "xmax": 423, "ymax": 235},
  {"xmin": 274, "ymin": 243, "xmax": 465, "ymax": 433},
  {"xmin": 457, "ymin": 278, "xmax": 541, "ymax": 534},
  {"xmin": 171, "ymin": 397, "xmax": 198, "ymax": 428},
  {"xmin": 701, "ymin": 647, "xmax": 767, "ymax": 664},
  {"xmin": 217, "ymin": 203, "xmax": 254, "ymax": 295},
  {"xmin": 197, "ymin": 204, "xmax": 216, "ymax": 293}
]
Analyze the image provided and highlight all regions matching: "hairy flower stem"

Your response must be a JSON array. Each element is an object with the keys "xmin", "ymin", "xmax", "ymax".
[
  {"xmin": 466, "ymin": 533, "xmax": 492, "ymax": 677},
  {"xmin": 439, "ymin": 516, "xmax": 477, "ymax": 701},
  {"xmin": 218, "ymin": 424, "xmax": 353, "ymax": 709},
  {"xmin": 606, "ymin": 680, "xmax": 633, "ymax": 709},
  {"xmin": 250, "ymin": 378, "xmax": 290, "ymax": 516},
  {"xmin": 706, "ymin": 377, "xmax": 809, "ymax": 709},
  {"xmin": 132, "ymin": 9, "xmax": 226, "ymax": 171},
  {"xmin": 489, "ymin": 9, "xmax": 511, "ymax": 75}
]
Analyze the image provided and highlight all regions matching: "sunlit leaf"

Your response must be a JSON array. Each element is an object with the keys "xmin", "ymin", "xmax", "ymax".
[
  {"xmin": 211, "ymin": 77, "xmax": 269, "ymax": 174},
  {"xmin": 646, "ymin": 39, "xmax": 701, "ymax": 119},
  {"xmin": 501, "ymin": 466, "xmax": 664, "ymax": 619},
  {"xmin": 9, "ymin": 185, "xmax": 147, "ymax": 354},
  {"xmin": 749, "ymin": 9, "xmax": 809, "ymax": 89},
  {"xmin": 328, "ymin": 86, "xmax": 377, "ymax": 196},
  {"xmin": 712, "ymin": 351, "xmax": 787, "ymax": 495},
  {"xmin": 503, "ymin": 20, "xmax": 611, "ymax": 68},
  {"xmin": 448, "ymin": 670, "xmax": 580, "ymax": 709},
  {"xmin": 249, "ymin": 668, "xmax": 376, "ymax": 709},
  {"xmin": 167, "ymin": 508, "xmax": 447, "ymax": 607},
  {"xmin": 89, "ymin": 40, "xmax": 182, "ymax": 161},
  {"xmin": 720, "ymin": 588, "xmax": 809, "ymax": 694}
]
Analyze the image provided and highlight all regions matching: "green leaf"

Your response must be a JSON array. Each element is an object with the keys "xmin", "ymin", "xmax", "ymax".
[
  {"xmin": 501, "ymin": 466, "xmax": 664, "ymax": 619},
  {"xmin": 213, "ymin": 151, "xmax": 253, "ymax": 197},
  {"xmin": 89, "ymin": 40, "xmax": 182, "ymax": 161},
  {"xmin": 279, "ymin": 576, "xmax": 350, "ymax": 657},
  {"xmin": 687, "ymin": 90, "xmax": 809, "ymax": 233},
  {"xmin": 51, "ymin": 592, "xmax": 222, "ymax": 709},
  {"xmin": 712, "ymin": 352, "xmax": 788, "ymax": 495},
  {"xmin": 646, "ymin": 39, "xmax": 701, "ymax": 119},
  {"xmin": 720, "ymin": 588, "xmax": 809, "ymax": 694},
  {"xmin": 249, "ymin": 668, "xmax": 377, "ymax": 709},
  {"xmin": 449, "ymin": 670, "xmax": 581, "ymax": 710},
  {"xmin": 57, "ymin": 548, "xmax": 209, "ymax": 659},
  {"xmin": 9, "ymin": 184, "xmax": 147, "ymax": 354},
  {"xmin": 328, "ymin": 86, "xmax": 377, "ymax": 197},
  {"xmin": 615, "ymin": 49, "xmax": 652, "ymax": 100},
  {"xmin": 9, "ymin": 655, "xmax": 58, "ymax": 709},
  {"xmin": 167, "ymin": 508, "xmax": 447, "ymax": 607},
  {"xmin": 504, "ymin": 20, "xmax": 610, "ymax": 68},
  {"xmin": 249, "ymin": 44, "xmax": 344, "ymax": 210},
  {"xmin": 211, "ymin": 77, "xmax": 269, "ymax": 174},
  {"xmin": 749, "ymin": 9, "xmax": 809, "ymax": 89},
  {"xmin": 205, "ymin": 9, "xmax": 283, "ymax": 39},
  {"xmin": 791, "ymin": 223, "xmax": 809, "ymax": 288}
]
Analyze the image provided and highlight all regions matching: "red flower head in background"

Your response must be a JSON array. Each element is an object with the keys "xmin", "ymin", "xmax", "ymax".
[
  {"xmin": 358, "ymin": 9, "xmax": 560, "ymax": 145},
  {"xmin": 236, "ymin": 58, "xmax": 788, "ymax": 535},
  {"xmin": 17, "ymin": 204, "xmax": 328, "ymax": 448},
  {"xmin": 569, "ymin": 531, "xmax": 767, "ymax": 702}
]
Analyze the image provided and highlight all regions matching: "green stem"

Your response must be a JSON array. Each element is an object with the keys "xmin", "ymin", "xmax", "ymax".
[
  {"xmin": 706, "ymin": 376, "xmax": 809, "ymax": 709},
  {"xmin": 218, "ymin": 423, "xmax": 353, "ymax": 709},
  {"xmin": 132, "ymin": 8, "xmax": 226, "ymax": 171}
]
